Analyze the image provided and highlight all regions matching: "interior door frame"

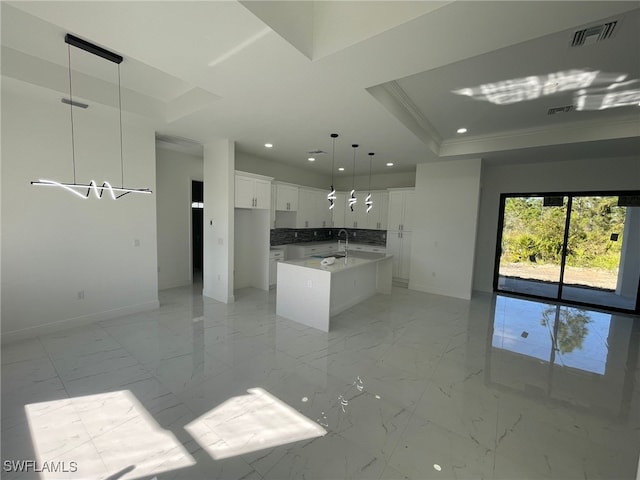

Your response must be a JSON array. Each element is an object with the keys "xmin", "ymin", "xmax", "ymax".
[{"xmin": 493, "ymin": 189, "xmax": 640, "ymax": 314}]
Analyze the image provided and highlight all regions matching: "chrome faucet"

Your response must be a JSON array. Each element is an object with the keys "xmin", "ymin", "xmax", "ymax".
[{"xmin": 337, "ymin": 229, "xmax": 349, "ymax": 264}]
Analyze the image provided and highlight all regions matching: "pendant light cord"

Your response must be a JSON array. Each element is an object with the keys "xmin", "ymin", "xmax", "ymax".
[
  {"xmin": 67, "ymin": 45, "xmax": 77, "ymax": 184},
  {"xmin": 118, "ymin": 64, "xmax": 124, "ymax": 188},
  {"xmin": 350, "ymin": 144, "xmax": 358, "ymax": 212},
  {"xmin": 331, "ymin": 135, "xmax": 336, "ymax": 187},
  {"xmin": 352, "ymin": 146, "xmax": 357, "ymax": 190},
  {"xmin": 368, "ymin": 153, "xmax": 373, "ymax": 194}
]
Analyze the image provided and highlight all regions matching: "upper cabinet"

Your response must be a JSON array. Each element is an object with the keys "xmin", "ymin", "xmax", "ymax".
[
  {"xmin": 297, "ymin": 188, "xmax": 332, "ymax": 228},
  {"xmin": 332, "ymin": 192, "xmax": 346, "ymax": 228},
  {"xmin": 316, "ymin": 190, "xmax": 332, "ymax": 228},
  {"xmin": 235, "ymin": 171, "xmax": 272, "ymax": 209},
  {"xmin": 343, "ymin": 191, "xmax": 388, "ymax": 230},
  {"xmin": 388, "ymin": 188, "xmax": 415, "ymax": 232},
  {"xmin": 296, "ymin": 188, "xmax": 316, "ymax": 228},
  {"xmin": 364, "ymin": 191, "xmax": 389, "ymax": 230},
  {"xmin": 274, "ymin": 183, "xmax": 298, "ymax": 211}
]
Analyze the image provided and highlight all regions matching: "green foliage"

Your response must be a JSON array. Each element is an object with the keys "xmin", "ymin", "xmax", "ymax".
[
  {"xmin": 501, "ymin": 196, "xmax": 625, "ymax": 271},
  {"xmin": 541, "ymin": 307, "xmax": 591, "ymax": 354}
]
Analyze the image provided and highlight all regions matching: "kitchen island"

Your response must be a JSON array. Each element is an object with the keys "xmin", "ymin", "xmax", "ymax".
[{"xmin": 276, "ymin": 252, "xmax": 392, "ymax": 332}]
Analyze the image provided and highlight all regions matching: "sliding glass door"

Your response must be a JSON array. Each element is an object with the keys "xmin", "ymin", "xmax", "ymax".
[
  {"xmin": 561, "ymin": 196, "xmax": 634, "ymax": 310},
  {"xmin": 497, "ymin": 195, "xmax": 568, "ymax": 300},
  {"xmin": 494, "ymin": 191, "xmax": 640, "ymax": 313}
]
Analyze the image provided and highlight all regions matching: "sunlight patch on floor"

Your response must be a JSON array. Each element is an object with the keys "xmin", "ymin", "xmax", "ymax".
[
  {"xmin": 185, "ymin": 387, "xmax": 327, "ymax": 460},
  {"xmin": 25, "ymin": 390, "xmax": 195, "ymax": 479}
]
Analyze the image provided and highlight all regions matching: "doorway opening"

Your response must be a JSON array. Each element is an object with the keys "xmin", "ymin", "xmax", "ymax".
[
  {"xmin": 494, "ymin": 191, "xmax": 640, "ymax": 314},
  {"xmin": 192, "ymin": 180, "xmax": 204, "ymax": 283}
]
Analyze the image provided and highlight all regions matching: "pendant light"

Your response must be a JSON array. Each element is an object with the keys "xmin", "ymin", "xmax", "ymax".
[
  {"xmin": 366, "ymin": 152, "xmax": 374, "ymax": 213},
  {"xmin": 349, "ymin": 144, "xmax": 358, "ymax": 212},
  {"xmin": 31, "ymin": 34, "xmax": 152, "ymax": 199},
  {"xmin": 327, "ymin": 133, "xmax": 338, "ymax": 209}
]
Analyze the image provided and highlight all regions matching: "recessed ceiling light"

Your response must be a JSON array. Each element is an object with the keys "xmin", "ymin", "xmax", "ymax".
[
  {"xmin": 386, "ymin": 162, "xmax": 394, "ymax": 167},
  {"xmin": 264, "ymin": 143, "xmax": 273, "ymax": 148},
  {"xmin": 308, "ymin": 157, "xmax": 315, "ymax": 162},
  {"xmin": 457, "ymin": 127, "xmax": 467, "ymax": 134},
  {"xmin": 338, "ymin": 167, "xmax": 345, "ymax": 171}
]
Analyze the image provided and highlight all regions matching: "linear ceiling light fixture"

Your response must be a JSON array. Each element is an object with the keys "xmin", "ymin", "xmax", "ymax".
[
  {"xmin": 31, "ymin": 34, "xmax": 152, "ymax": 199},
  {"xmin": 366, "ymin": 152, "xmax": 374, "ymax": 213},
  {"xmin": 327, "ymin": 133, "xmax": 338, "ymax": 210},
  {"xmin": 349, "ymin": 144, "xmax": 358, "ymax": 212}
]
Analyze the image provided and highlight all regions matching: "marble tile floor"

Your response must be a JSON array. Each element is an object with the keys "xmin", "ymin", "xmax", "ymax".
[{"xmin": 2, "ymin": 284, "xmax": 639, "ymax": 480}]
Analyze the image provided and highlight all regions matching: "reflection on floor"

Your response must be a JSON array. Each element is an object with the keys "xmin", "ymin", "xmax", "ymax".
[
  {"xmin": 2, "ymin": 285, "xmax": 639, "ymax": 479},
  {"xmin": 499, "ymin": 275, "xmax": 637, "ymax": 310}
]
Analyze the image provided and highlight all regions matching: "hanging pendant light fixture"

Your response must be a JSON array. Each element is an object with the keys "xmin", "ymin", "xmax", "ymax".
[
  {"xmin": 349, "ymin": 144, "xmax": 358, "ymax": 212},
  {"xmin": 366, "ymin": 152, "xmax": 374, "ymax": 213},
  {"xmin": 327, "ymin": 133, "xmax": 338, "ymax": 209},
  {"xmin": 31, "ymin": 34, "xmax": 152, "ymax": 199}
]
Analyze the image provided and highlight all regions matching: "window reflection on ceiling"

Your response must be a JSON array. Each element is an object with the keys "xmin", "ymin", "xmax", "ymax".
[{"xmin": 452, "ymin": 70, "xmax": 640, "ymax": 111}]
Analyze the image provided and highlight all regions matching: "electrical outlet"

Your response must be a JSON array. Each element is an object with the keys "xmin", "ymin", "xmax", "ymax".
[
  {"xmin": 134, "ymin": 239, "xmax": 140, "ymax": 247},
  {"xmin": 294, "ymin": 232, "xmax": 298, "ymax": 238},
  {"xmin": 78, "ymin": 290, "xmax": 84, "ymax": 300},
  {"xmin": 307, "ymin": 280, "xmax": 312, "ymax": 288}
]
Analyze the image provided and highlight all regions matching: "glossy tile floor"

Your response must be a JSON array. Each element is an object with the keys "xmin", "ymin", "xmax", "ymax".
[
  {"xmin": 498, "ymin": 275, "xmax": 637, "ymax": 310},
  {"xmin": 2, "ymin": 285, "xmax": 639, "ymax": 479}
]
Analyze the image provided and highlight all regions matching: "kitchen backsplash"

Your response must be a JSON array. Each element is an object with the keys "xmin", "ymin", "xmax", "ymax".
[{"xmin": 271, "ymin": 228, "xmax": 387, "ymax": 246}]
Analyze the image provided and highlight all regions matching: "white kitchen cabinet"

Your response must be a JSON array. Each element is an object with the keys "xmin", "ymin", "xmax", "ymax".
[
  {"xmin": 378, "ymin": 192, "xmax": 389, "ymax": 230},
  {"xmin": 316, "ymin": 190, "xmax": 333, "ymax": 228},
  {"xmin": 348, "ymin": 243, "xmax": 386, "ymax": 254},
  {"xmin": 296, "ymin": 188, "xmax": 316, "ymax": 228},
  {"xmin": 269, "ymin": 249, "xmax": 284, "ymax": 287},
  {"xmin": 386, "ymin": 231, "xmax": 412, "ymax": 280},
  {"xmin": 342, "ymin": 191, "xmax": 388, "ymax": 230},
  {"xmin": 296, "ymin": 188, "xmax": 332, "ymax": 228},
  {"xmin": 275, "ymin": 183, "xmax": 298, "ymax": 211},
  {"xmin": 331, "ymin": 192, "xmax": 346, "ymax": 228},
  {"xmin": 387, "ymin": 189, "xmax": 414, "ymax": 232},
  {"xmin": 362, "ymin": 191, "xmax": 388, "ymax": 230},
  {"xmin": 235, "ymin": 171, "xmax": 271, "ymax": 209},
  {"xmin": 287, "ymin": 242, "xmax": 338, "ymax": 259},
  {"xmin": 270, "ymin": 185, "xmax": 276, "ymax": 228},
  {"xmin": 344, "ymin": 192, "xmax": 368, "ymax": 228}
]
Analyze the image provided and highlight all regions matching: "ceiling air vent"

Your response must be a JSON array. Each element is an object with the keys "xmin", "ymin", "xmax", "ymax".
[
  {"xmin": 307, "ymin": 149, "xmax": 328, "ymax": 155},
  {"xmin": 547, "ymin": 105, "xmax": 574, "ymax": 115},
  {"xmin": 571, "ymin": 20, "xmax": 617, "ymax": 47}
]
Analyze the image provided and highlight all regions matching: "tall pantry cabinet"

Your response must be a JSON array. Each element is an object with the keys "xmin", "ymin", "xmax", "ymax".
[{"xmin": 386, "ymin": 188, "xmax": 414, "ymax": 282}]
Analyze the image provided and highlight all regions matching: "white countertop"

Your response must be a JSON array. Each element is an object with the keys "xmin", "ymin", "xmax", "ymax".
[{"xmin": 282, "ymin": 252, "xmax": 390, "ymax": 273}]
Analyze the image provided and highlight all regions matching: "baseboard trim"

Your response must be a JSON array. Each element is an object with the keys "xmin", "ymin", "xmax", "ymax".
[
  {"xmin": 1, "ymin": 300, "xmax": 160, "ymax": 344},
  {"xmin": 408, "ymin": 281, "xmax": 472, "ymax": 300}
]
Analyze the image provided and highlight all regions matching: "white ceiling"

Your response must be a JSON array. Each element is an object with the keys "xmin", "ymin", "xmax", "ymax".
[{"xmin": 2, "ymin": 1, "xmax": 639, "ymax": 175}]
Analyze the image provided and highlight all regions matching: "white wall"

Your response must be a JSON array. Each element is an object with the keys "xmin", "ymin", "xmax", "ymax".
[
  {"xmin": 473, "ymin": 156, "xmax": 640, "ymax": 293},
  {"xmin": 236, "ymin": 151, "xmax": 415, "ymax": 192},
  {"xmin": 334, "ymin": 170, "xmax": 415, "ymax": 191},
  {"xmin": 1, "ymin": 78, "xmax": 158, "ymax": 342},
  {"xmin": 203, "ymin": 139, "xmax": 235, "ymax": 303},
  {"xmin": 155, "ymin": 147, "xmax": 203, "ymax": 289},
  {"xmin": 234, "ymin": 209, "xmax": 270, "ymax": 290},
  {"xmin": 236, "ymin": 151, "xmax": 330, "ymax": 189},
  {"xmin": 409, "ymin": 159, "xmax": 482, "ymax": 300}
]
